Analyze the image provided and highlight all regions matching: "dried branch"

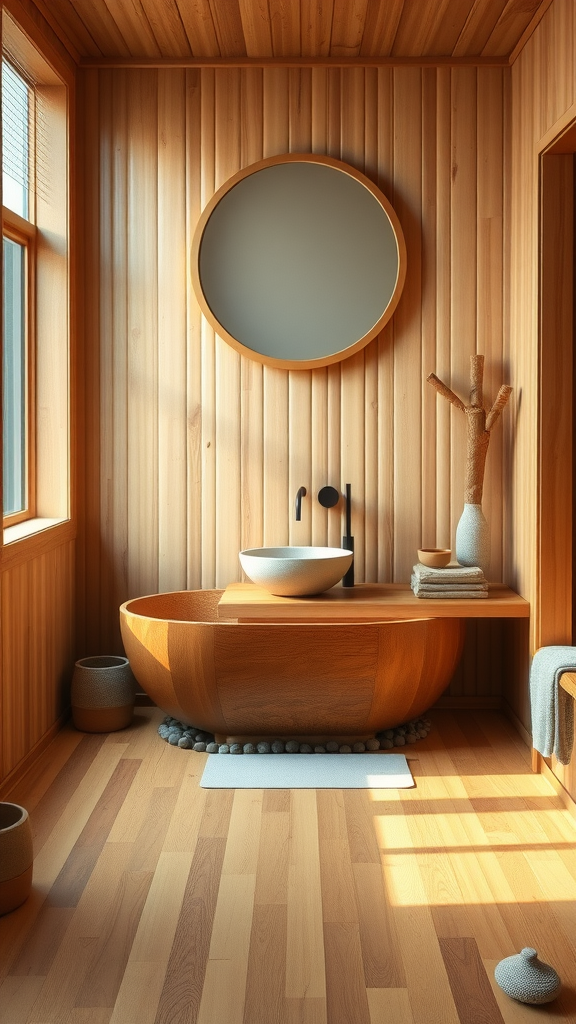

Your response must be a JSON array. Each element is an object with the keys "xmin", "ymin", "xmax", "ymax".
[
  {"xmin": 485, "ymin": 385, "xmax": 513, "ymax": 431},
  {"xmin": 426, "ymin": 373, "xmax": 466, "ymax": 413},
  {"xmin": 427, "ymin": 358, "xmax": 512, "ymax": 507},
  {"xmin": 470, "ymin": 354, "xmax": 484, "ymax": 408}
]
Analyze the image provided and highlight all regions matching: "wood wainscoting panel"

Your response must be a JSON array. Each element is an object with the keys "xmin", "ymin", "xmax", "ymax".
[{"xmin": 1, "ymin": 538, "xmax": 75, "ymax": 788}]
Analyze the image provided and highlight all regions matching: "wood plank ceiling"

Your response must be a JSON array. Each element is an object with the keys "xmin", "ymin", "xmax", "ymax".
[{"xmin": 31, "ymin": 0, "xmax": 552, "ymax": 63}]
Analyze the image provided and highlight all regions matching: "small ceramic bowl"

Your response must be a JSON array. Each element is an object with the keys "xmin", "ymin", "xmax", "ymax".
[{"xmin": 417, "ymin": 548, "xmax": 451, "ymax": 569}]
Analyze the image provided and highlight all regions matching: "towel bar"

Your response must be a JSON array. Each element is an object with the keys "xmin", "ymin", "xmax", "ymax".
[{"xmin": 560, "ymin": 672, "xmax": 576, "ymax": 700}]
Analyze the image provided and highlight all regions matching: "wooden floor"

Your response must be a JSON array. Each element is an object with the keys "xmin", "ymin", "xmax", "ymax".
[{"xmin": 1, "ymin": 709, "xmax": 576, "ymax": 1024}]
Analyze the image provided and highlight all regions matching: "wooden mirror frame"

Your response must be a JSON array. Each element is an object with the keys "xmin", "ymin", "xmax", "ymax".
[{"xmin": 191, "ymin": 153, "xmax": 407, "ymax": 370}]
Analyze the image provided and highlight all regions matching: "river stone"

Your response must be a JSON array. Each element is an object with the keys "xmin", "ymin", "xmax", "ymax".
[{"xmin": 159, "ymin": 712, "xmax": 432, "ymax": 754}]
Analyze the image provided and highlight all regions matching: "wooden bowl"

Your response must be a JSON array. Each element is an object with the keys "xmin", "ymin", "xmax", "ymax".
[{"xmin": 417, "ymin": 548, "xmax": 451, "ymax": 568}]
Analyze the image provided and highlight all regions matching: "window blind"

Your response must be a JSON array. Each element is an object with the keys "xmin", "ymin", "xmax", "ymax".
[{"xmin": 2, "ymin": 60, "xmax": 30, "ymax": 218}]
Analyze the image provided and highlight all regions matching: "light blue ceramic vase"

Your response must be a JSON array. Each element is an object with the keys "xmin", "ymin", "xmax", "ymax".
[{"xmin": 455, "ymin": 502, "xmax": 489, "ymax": 574}]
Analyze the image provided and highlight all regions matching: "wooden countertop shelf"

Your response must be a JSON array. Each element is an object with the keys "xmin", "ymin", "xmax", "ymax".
[{"xmin": 218, "ymin": 582, "xmax": 530, "ymax": 621}]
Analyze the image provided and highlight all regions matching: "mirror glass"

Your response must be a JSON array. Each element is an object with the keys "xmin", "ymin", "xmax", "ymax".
[{"xmin": 192, "ymin": 155, "xmax": 406, "ymax": 369}]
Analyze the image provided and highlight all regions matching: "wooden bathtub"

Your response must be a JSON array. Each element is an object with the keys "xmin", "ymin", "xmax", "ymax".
[{"xmin": 119, "ymin": 589, "xmax": 464, "ymax": 742}]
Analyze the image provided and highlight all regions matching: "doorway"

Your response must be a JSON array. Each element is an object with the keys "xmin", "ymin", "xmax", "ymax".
[{"xmin": 538, "ymin": 141, "xmax": 574, "ymax": 647}]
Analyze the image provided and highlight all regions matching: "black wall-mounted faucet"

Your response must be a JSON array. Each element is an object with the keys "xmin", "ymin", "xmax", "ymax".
[
  {"xmin": 295, "ymin": 486, "xmax": 307, "ymax": 521},
  {"xmin": 318, "ymin": 484, "xmax": 354, "ymax": 587},
  {"xmin": 342, "ymin": 483, "xmax": 354, "ymax": 587}
]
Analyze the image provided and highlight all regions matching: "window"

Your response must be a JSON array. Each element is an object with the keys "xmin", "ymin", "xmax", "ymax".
[
  {"xmin": 0, "ymin": 12, "xmax": 70, "ymax": 543},
  {"xmin": 2, "ymin": 58, "xmax": 35, "ymax": 526}
]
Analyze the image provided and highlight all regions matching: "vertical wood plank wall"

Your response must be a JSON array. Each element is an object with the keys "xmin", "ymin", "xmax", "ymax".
[
  {"xmin": 507, "ymin": 0, "xmax": 576, "ymax": 782},
  {"xmin": 77, "ymin": 64, "xmax": 509, "ymax": 699}
]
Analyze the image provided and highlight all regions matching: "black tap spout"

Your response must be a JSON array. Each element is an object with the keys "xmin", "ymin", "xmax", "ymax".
[
  {"xmin": 342, "ymin": 483, "xmax": 354, "ymax": 587},
  {"xmin": 295, "ymin": 486, "xmax": 307, "ymax": 521}
]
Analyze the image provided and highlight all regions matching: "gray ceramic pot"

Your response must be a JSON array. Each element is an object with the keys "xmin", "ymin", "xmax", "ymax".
[{"xmin": 72, "ymin": 655, "xmax": 135, "ymax": 732}]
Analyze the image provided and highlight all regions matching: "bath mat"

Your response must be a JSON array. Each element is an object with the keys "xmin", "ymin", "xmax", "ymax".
[{"xmin": 200, "ymin": 752, "xmax": 414, "ymax": 789}]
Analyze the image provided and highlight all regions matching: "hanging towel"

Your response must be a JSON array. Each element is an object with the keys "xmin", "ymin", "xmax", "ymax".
[
  {"xmin": 412, "ymin": 563, "xmax": 486, "ymax": 585},
  {"xmin": 529, "ymin": 646, "xmax": 576, "ymax": 765}
]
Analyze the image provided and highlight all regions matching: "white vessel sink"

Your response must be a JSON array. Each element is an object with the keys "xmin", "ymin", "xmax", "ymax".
[{"xmin": 239, "ymin": 546, "xmax": 353, "ymax": 597}]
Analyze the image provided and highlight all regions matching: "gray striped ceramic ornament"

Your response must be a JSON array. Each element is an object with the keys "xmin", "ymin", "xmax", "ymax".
[{"xmin": 494, "ymin": 948, "xmax": 561, "ymax": 1004}]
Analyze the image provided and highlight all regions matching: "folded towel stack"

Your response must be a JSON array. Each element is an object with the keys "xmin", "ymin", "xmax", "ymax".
[{"xmin": 411, "ymin": 562, "xmax": 488, "ymax": 599}]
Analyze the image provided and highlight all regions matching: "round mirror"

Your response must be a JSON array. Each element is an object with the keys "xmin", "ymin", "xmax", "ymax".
[{"xmin": 192, "ymin": 154, "xmax": 406, "ymax": 369}]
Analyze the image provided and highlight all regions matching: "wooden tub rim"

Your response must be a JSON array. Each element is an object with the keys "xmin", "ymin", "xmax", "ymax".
[{"xmin": 120, "ymin": 589, "xmax": 446, "ymax": 628}]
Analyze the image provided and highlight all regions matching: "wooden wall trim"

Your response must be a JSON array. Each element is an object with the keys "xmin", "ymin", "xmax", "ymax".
[
  {"xmin": 3, "ymin": 0, "xmax": 76, "ymax": 82},
  {"xmin": 538, "ymin": 98, "xmax": 576, "ymax": 154},
  {"xmin": 536, "ymin": 153, "xmax": 573, "ymax": 648},
  {"xmin": 502, "ymin": 699, "xmax": 532, "ymax": 750},
  {"xmin": 79, "ymin": 55, "xmax": 510, "ymax": 70},
  {"xmin": 0, "ymin": 711, "xmax": 69, "ymax": 799},
  {"xmin": 509, "ymin": 0, "xmax": 556, "ymax": 66},
  {"xmin": 535, "ymin": 752, "xmax": 576, "ymax": 825},
  {"xmin": 1, "ymin": 519, "xmax": 75, "ymax": 571}
]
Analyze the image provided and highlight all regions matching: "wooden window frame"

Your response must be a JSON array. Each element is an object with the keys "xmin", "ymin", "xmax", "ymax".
[
  {"xmin": 0, "ymin": 9, "xmax": 71, "ymax": 552},
  {"xmin": 2, "ymin": 207, "xmax": 36, "ymax": 527}
]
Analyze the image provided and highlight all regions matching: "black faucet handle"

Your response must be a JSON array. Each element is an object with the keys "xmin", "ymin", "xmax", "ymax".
[{"xmin": 318, "ymin": 486, "xmax": 340, "ymax": 508}]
